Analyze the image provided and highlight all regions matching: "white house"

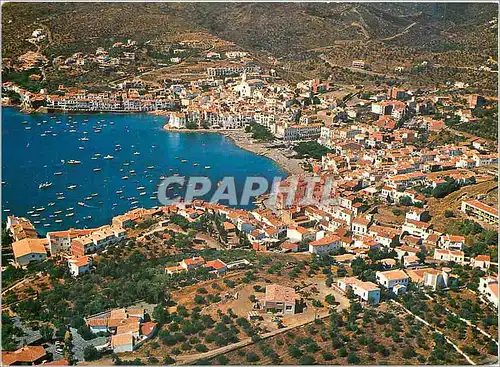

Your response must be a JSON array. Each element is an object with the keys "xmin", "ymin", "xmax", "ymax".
[
  {"xmin": 433, "ymin": 249, "xmax": 465, "ymax": 264},
  {"xmin": 111, "ymin": 333, "xmax": 134, "ymax": 353},
  {"xmin": 401, "ymin": 219, "xmax": 431, "ymax": 239},
  {"xmin": 168, "ymin": 112, "xmax": 187, "ymax": 129},
  {"xmin": 68, "ymin": 256, "xmax": 92, "ymax": 277},
  {"xmin": 423, "ymin": 269, "xmax": 450, "ymax": 291},
  {"xmin": 376, "ymin": 269, "xmax": 409, "ymax": 291},
  {"xmin": 12, "ymin": 238, "xmax": 48, "ymax": 266},
  {"xmin": 337, "ymin": 277, "xmax": 381, "ymax": 304},
  {"xmin": 351, "ymin": 217, "xmax": 371, "ymax": 236},
  {"xmin": 439, "ymin": 234, "xmax": 465, "ymax": 251},
  {"xmin": 309, "ymin": 235, "xmax": 342, "ymax": 254},
  {"xmin": 478, "ymin": 276, "xmax": 498, "ymax": 307},
  {"xmin": 471, "ymin": 255, "xmax": 491, "ymax": 271}
]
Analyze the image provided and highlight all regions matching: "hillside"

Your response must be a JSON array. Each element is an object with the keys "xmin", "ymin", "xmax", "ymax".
[{"xmin": 2, "ymin": 2, "xmax": 498, "ymax": 88}]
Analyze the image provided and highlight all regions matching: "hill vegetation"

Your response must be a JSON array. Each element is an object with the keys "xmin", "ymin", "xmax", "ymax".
[{"xmin": 2, "ymin": 3, "xmax": 497, "ymax": 89}]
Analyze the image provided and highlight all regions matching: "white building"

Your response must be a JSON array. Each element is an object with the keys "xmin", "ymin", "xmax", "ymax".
[
  {"xmin": 439, "ymin": 234, "xmax": 465, "ymax": 251},
  {"xmin": 478, "ymin": 276, "xmax": 498, "ymax": 307},
  {"xmin": 168, "ymin": 112, "xmax": 187, "ymax": 129},
  {"xmin": 309, "ymin": 235, "xmax": 342, "ymax": 254},
  {"xmin": 433, "ymin": 249, "xmax": 465, "ymax": 264},
  {"xmin": 376, "ymin": 269, "xmax": 409, "ymax": 291},
  {"xmin": 12, "ymin": 238, "xmax": 48, "ymax": 266},
  {"xmin": 337, "ymin": 277, "xmax": 381, "ymax": 304},
  {"xmin": 68, "ymin": 256, "xmax": 92, "ymax": 277}
]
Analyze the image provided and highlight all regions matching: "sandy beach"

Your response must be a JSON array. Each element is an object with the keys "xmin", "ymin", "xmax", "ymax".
[{"xmin": 163, "ymin": 125, "xmax": 307, "ymax": 176}]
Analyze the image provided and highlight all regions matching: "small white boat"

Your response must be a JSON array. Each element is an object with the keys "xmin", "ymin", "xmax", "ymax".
[
  {"xmin": 54, "ymin": 172, "xmax": 63, "ymax": 175},
  {"xmin": 25, "ymin": 126, "xmax": 32, "ymax": 130},
  {"xmin": 57, "ymin": 196, "xmax": 65, "ymax": 200},
  {"xmin": 39, "ymin": 182, "xmax": 53, "ymax": 189},
  {"xmin": 85, "ymin": 216, "xmax": 92, "ymax": 220},
  {"xmin": 36, "ymin": 207, "xmax": 45, "ymax": 212},
  {"xmin": 55, "ymin": 219, "xmax": 63, "ymax": 223},
  {"xmin": 80, "ymin": 137, "xmax": 89, "ymax": 141},
  {"xmin": 137, "ymin": 186, "xmax": 145, "ymax": 190},
  {"xmin": 93, "ymin": 168, "xmax": 102, "ymax": 172},
  {"xmin": 78, "ymin": 202, "xmax": 86, "ymax": 206},
  {"xmin": 139, "ymin": 192, "xmax": 146, "ymax": 196},
  {"xmin": 65, "ymin": 213, "xmax": 74, "ymax": 217},
  {"xmin": 122, "ymin": 176, "xmax": 129, "ymax": 180},
  {"xmin": 43, "ymin": 223, "xmax": 51, "ymax": 227},
  {"xmin": 116, "ymin": 190, "xmax": 123, "ymax": 194},
  {"xmin": 91, "ymin": 193, "xmax": 98, "ymax": 197},
  {"xmin": 133, "ymin": 152, "xmax": 140, "ymax": 155},
  {"xmin": 67, "ymin": 185, "xmax": 77, "ymax": 190},
  {"xmin": 67, "ymin": 207, "xmax": 74, "ymax": 211},
  {"xmin": 48, "ymin": 202, "xmax": 55, "ymax": 207},
  {"xmin": 67, "ymin": 160, "xmax": 81, "ymax": 165},
  {"xmin": 104, "ymin": 155, "xmax": 114, "ymax": 160},
  {"xmin": 205, "ymin": 166, "xmax": 211, "ymax": 169}
]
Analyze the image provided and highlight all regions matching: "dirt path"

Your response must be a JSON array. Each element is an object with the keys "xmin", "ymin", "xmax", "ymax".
[
  {"xmin": 380, "ymin": 22, "xmax": 417, "ymax": 41},
  {"xmin": 391, "ymin": 299, "xmax": 476, "ymax": 365},
  {"xmin": 175, "ymin": 309, "xmax": 334, "ymax": 365}
]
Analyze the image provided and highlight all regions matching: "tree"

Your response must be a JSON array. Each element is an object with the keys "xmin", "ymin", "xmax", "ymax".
[
  {"xmin": 444, "ymin": 210, "xmax": 454, "ymax": 218},
  {"xmin": 246, "ymin": 352, "xmax": 260, "ymax": 362},
  {"xmin": 299, "ymin": 355, "xmax": 316, "ymax": 365},
  {"xmin": 78, "ymin": 325, "xmax": 96, "ymax": 340},
  {"xmin": 347, "ymin": 352, "xmax": 360, "ymax": 364},
  {"xmin": 152, "ymin": 304, "xmax": 169, "ymax": 325},
  {"xmin": 83, "ymin": 345, "xmax": 100, "ymax": 361},
  {"xmin": 40, "ymin": 325, "xmax": 53, "ymax": 342},
  {"xmin": 399, "ymin": 195, "xmax": 413, "ymax": 206},
  {"xmin": 163, "ymin": 356, "xmax": 175, "ymax": 365},
  {"xmin": 325, "ymin": 294, "xmax": 336, "ymax": 305}
]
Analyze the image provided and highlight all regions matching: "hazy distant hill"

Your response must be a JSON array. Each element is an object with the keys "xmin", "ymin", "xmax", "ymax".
[
  {"xmin": 2, "ymin": 2, "xmax": 496, "ymax": 57},
  {"xmin": 2, "ymin": 2, "xmax": 497, "ymax": 91}
]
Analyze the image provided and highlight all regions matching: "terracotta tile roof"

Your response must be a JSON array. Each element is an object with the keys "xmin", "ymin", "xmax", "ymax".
[
  {"xmin": 378, "ymin": 269, "xmax": 409, "ymax": 281},
  {"xmin": 2, "ymin": 346, "xmax": 46, "ymax": 365},
  {"xmin": 204, "ymin": 259, "xmax": 227, "ymax": 271},
  {"xmin": 463, "ymin": 199, "xmax": 498, "ymax": 217},
  {"xmin": 41, "ymin": 359, "xmax": 70, "ymax": 366},
  {"xmin": 116, "ymin": 320, "xmax": 140, "ymax": 335},
  {"xmin": 475, "ymin": 255, "xmax": 491, "ymax": 262},
  {"xmin": 111, "ymin": 333, "xmax": 133, "ymax": 347},
  {"xmin": 310, "ymin": 234, "xmax": 341, "ymax": 247},
  {"xmin": 108, "ymin": 317, "xmax": 140, "ymax": 328},
  {"xmin": 140, "ymin": 321, "xmax": 157, "ymax": 336},
  {"xmin": 265, "ymin": 284, "xmax": 298, "ymax": 303},
  {"xmin": 12, "ymin": 238, "xmax": 48, "ymax": 259},
  {"xmin": 182, "ymin": 256, "xmax": 205, "ymax": 266},
  {"xmin": 87, "ymin": 318, "xmax": 108, "ymax": 327}
]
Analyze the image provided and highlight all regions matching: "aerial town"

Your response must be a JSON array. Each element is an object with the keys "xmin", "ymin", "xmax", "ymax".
[{"xmin": 1, "ymin": 2, "xmax": 498, "ymax": 366}]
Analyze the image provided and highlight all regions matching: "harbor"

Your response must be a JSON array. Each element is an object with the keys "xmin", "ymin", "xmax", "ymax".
[{"xmin": 2, "ymin": 107, "xmax": 286, "ymax": 234}]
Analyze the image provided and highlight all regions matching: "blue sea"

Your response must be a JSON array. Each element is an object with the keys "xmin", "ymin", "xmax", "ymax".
[{"xmin": 1, "ymin": 107, "xmax": 285, "ymax": 235}]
